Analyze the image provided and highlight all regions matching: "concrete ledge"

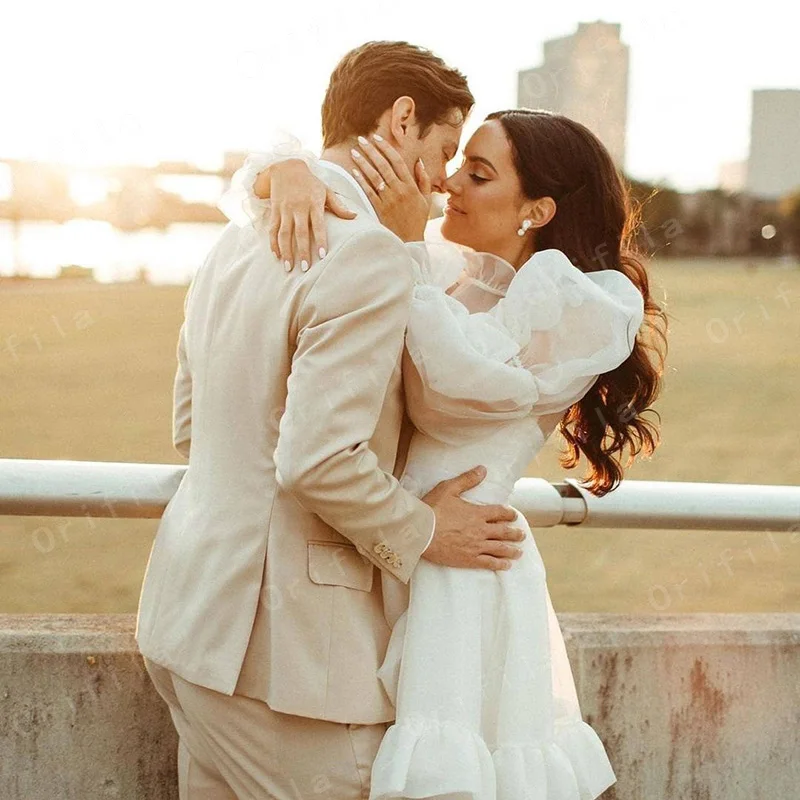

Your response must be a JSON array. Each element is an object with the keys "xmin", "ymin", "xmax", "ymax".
[
  {"xmin": 2, "ymin": 613, "xmax": 799, "ymax": 799},
  {"xmin": 1, "ymin": 615, "xmax": 176, "ymax": 800}
]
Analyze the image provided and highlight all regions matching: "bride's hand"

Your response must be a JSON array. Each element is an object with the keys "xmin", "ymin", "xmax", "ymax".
[
  {"xmin": 350, "ymin": 134, "xmax": 432, "ymax": 242},
  {"xmin": 254, "ymin": 159, "xmax": 356, "ymax": 272}
]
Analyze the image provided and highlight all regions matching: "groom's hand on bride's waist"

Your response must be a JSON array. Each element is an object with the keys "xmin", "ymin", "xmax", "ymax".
[{"xmin": 420, "ymin": 466, "xmax": 526, "ymax": 572}]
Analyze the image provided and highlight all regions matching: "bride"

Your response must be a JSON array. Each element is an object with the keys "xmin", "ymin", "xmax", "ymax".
[{"xmin": 223, "ymin": 108, "xmax": 668, "ymax": 800}]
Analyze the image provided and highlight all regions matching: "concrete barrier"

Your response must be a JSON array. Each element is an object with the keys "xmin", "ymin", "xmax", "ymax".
[
  {"xmin": 0, "ymin": 615, "xmax": 176, "ymax": 800},
  {"xmin": 1, "ymin": 613, "xmax": 799, "ymax": 799}
]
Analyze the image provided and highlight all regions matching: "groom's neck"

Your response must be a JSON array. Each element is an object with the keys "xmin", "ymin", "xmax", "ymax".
[
  {"xmin": 321, "ymin": 141, "xmax": 380, "ymax": 213},
  {"xmin": 319, "ymin": 142, "xmax": 358, "ymax": 177}
]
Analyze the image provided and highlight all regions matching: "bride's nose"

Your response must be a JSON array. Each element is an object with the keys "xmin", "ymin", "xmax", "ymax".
[{"xmin": 443, "ymin": 173, "xmax": 462, "ymax": 197}]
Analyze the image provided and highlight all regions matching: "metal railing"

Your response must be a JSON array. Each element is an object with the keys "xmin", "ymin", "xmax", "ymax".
[{"xmin": 0, "ymin": 458, "xmax": 798, "ymax": 531}]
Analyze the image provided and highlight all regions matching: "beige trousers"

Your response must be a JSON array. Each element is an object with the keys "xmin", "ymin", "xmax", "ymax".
[{"xmin": 144, "ymin": 657, "xmax": 389, "ymax": 800}]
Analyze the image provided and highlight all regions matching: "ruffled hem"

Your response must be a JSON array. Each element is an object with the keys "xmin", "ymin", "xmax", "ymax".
[
  {"xmin": 369, "ymin": 716, "xmax": 616, "ymax": 800},
  {"xmin": 369, "ymin": 716, "xmax": 496, "ymax": 800},
  {"xmin": 492, "ymin": 718, "xmax": 617, "ymax": 800}
]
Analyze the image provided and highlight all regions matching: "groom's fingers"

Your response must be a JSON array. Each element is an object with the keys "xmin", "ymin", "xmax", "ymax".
[
  {"xmin": 480, "ymin": 540, "xmax": 525, "ymax": 561},
  {"xmin": 440, "ymin": 465, "xmax": 487, "ymax": 496},
  {"xmin": 483, "ymin": 505, "xmax": 519, "ymax": 523}
]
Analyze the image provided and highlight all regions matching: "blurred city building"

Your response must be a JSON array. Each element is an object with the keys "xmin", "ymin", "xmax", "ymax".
[
  {"xmin": 746, "ymin": 89, "xmax": 800, "ymax": 199},
  {"xmin": 517, "ymin": 21, "xmax": 629, "ymax": 169},
  {"xmin": 0, "ymin": 159, "xmax": 236, "ymax": 230},
  {"xmin": 719, "ymin": 160, "xmax": 747, "ymax": 194}
]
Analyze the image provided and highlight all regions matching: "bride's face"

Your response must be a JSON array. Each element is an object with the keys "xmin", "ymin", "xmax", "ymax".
[{"xmin": 440, "ymin": 120, "xmax": 530, "ymax": 256}]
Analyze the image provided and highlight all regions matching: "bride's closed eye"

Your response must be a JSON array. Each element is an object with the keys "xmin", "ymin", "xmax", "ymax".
[{"xmin": 453, "ymin": 155, "xmax": 490, "ymax": 185}]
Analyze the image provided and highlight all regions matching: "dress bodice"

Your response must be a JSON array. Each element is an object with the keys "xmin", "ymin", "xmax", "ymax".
[{"xmin": 400, "ymin": 365, "xmax": 561, "ymax": 506}]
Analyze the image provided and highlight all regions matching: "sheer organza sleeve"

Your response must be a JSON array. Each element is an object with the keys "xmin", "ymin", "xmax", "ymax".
[
  {"xmin": 490, "ymin": 248, "xmax": 645, "ymax": 415},
  {"xmin": 404, "ymin": 245, "xmax": 645, "ymax": 422},
  {"xmin": 217, "ymin": 134, "xmax": 322, "ymax": 233}
]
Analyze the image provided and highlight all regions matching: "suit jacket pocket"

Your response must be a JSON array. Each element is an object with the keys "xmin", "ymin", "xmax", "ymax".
[{"xmin": 307, "ymin": 541, "xmax": 374, "ymax": 592}]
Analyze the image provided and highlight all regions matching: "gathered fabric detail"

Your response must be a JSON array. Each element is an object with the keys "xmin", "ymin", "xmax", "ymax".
[{"xmin": 370, "ymin": 715, "xmax": 617, "ymax": 800}]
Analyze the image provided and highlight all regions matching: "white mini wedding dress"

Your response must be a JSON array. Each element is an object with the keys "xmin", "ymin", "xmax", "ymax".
[
  {"xmin": 368, "ymin": 228, "xmax": 643, "ymax": 800},
  {"xmin": 221, "ymin": 154, "xmax": 644, "ymax": 800}
]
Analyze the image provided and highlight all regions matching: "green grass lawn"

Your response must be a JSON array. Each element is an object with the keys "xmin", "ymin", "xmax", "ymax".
[{"xmin": 1, "ymin": 256, "xmax": 798, "ymax": 614}]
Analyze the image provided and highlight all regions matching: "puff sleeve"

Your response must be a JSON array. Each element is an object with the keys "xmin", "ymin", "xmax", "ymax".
[{"xmin": 403, "ymin": 245, "xmax": 645, "ymax": 421}]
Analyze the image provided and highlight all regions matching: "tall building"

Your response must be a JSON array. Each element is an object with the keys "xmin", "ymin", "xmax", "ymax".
[
  {"xmin": 517, "ymin": 21, "xmax": 629, "ymax": 169},
  {"xmin": 746, "ymin": 89, "xmax": 800, "ymax": 199},
  {"xmin": 718, "ymin": 160, "xmax": 747, "ymax": 193}
]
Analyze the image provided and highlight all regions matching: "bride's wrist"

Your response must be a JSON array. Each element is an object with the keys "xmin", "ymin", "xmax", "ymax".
[
  {"xmin": 253, "ymin": 168, "xmax": 272, "ymax": 200},
  {"xmin": 254, "ymin": 158, "xmax": 314, "ymax": 200}
]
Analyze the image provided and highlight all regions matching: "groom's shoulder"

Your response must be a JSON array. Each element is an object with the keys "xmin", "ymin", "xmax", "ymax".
[
  {"xmin": 324, "ymin": 207, "xmax": 386, "ymax": 248},
  {"xmin": 323, "ymin": 213, "xmax": 411, "ymax": 275},
  {"xmin": 312, "ymin": 217, "xmax": 416, "ymax": 301}
]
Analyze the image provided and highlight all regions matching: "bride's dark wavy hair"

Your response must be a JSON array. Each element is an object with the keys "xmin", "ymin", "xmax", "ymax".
[{"xmin": 485, "ymin": 108, "xmax": 669, "ymax": 496}]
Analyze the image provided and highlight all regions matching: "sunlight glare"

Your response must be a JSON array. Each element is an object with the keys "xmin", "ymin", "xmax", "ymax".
[{"xmin": 68, "ymin": 174, "xmax": 113, "ymax": 207}]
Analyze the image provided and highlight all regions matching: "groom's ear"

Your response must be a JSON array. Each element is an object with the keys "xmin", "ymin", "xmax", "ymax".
[{"xmin": 388, "ymin": 96, "xmax": 417, "ymax": 143}]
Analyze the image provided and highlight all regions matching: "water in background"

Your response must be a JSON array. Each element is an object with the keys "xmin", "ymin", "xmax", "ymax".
[{"xmin": 0, "ymin": 220, "xmax": 227, "ymax": 284}]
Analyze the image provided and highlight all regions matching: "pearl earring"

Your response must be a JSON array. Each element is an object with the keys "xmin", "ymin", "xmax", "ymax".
[{"xmin": 517, "ymin": 219, "xmax": 533, "ymax": 236}]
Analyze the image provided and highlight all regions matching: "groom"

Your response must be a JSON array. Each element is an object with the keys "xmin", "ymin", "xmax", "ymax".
[{"xmin": 136, "ymin": 41, "xmax": 525, "ymax": 799}]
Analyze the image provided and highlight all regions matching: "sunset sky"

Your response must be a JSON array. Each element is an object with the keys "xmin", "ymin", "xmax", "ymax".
[{"xmin": 3, "ymin": 0, "xmax": 799, "ymax": 190}]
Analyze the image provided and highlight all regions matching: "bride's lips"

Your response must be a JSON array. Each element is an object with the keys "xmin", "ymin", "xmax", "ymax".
[{"xmin": 444, "ymin": 202, "xmax": 466, "ymax": 216}]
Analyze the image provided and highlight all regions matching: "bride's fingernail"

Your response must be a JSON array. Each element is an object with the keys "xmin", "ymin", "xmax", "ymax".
[
  {"xmin": 284, "ymin": 260, "xmax": 292, "ymax": 272},
  {"xmin": 319, "ymin": 247, "xmax": 327, "ymax": 259},
  {"xmin": 358, "ymin": 135, "xmax": 369, "ymax": 146},
  {"xmin": 301, "ymin": 260, "xmax": 309, "ymax": 272},
  {"xmin": 352, "ymin": 168, "xmax": 361, "ymax": 178},
  {"xmin": 350, "ymin": 148, "xmax": 361, "ymax": 160},
  {"xmin": 372, "ymin": 133, "xmax": 383, "ymax": 142}
]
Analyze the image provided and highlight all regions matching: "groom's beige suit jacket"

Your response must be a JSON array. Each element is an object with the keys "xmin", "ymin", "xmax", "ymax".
[{"xmin": 136, "ymin": 163, "xmax": 435, "ymax": 725}]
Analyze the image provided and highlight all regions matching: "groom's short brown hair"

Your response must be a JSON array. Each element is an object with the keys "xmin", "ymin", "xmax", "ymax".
[{"xmin": 321, "ymin": 41, "xmax": 474, "ymax": 148}]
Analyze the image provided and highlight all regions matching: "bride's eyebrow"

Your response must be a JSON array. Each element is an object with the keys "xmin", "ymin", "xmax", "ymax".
[{"xmin": 464, "ymin": 154, "xmax": 497, "ymax": 174}]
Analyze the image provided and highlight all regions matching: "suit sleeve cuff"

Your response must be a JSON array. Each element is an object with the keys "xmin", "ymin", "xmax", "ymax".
[{"xmin": 421, "ymin": 514, "xmax": 436, "ymax": 553}]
